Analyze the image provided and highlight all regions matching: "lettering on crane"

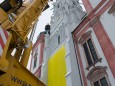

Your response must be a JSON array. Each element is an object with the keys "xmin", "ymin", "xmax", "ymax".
[{"xmin": 11, "ymin": 75, "xmax": 32, "ymax": 86}]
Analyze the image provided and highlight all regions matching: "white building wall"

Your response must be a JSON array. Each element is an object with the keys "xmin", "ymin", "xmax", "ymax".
[
  {"xmin": 78, "ymin": 28, "xmax": 115, "ymax": 86},
  {"xmin": 67, "ymin": 36, "xmax": 83, "ymax": 86},
  {"xmin": 43, "ymin": 0, "xmax": 85, "ymax": 85},
  {"xmin": 100, "ymin": 7, "xmax": 115, "ymax": 47},
  {"xmin": 78, "ymin": 42, "xmax": 90, "ymax": 86},
  {"xmin": 41, "ymin": 34, "xmax": 50, "ymax": 84},
  {"xmin": 89, "ymin": 0, "xmax": 101, "ymax": 8}
]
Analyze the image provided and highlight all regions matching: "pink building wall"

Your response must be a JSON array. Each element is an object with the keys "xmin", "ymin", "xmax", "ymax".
[
  {"xmin": 73, "ymin": 0, "xmax": 115, "ymax": 86},
  {"xmin": 30, "ymin": 32, "xmax": 45, "ymax": 78}
]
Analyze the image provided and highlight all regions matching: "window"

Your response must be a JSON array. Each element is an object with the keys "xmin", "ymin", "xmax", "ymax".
[
  {"xmin": 94, "ymin": 81, "xmax": 100, "ymax": 86},
  {"xmin": 33, "ymin": 57, "xmax": 37, "ymax": 68},
  {"xmin": 58, "ymin": 35, "xmax": 60, "ymax": 44},
  {"xmin": 87, "ymin": 66, "xmax": 111, "ymax": 86},
  {"xmin": 93, "ymin": 77, "xmax": 108, "ymax": 86},
  {"xmin": 78, "ymin": 31, "xmax": 101, "ymax": 68},
  {"xmin": 83, "ymin": 38, "xmax": 98, "ymax": 66},
  {"xmin": 100, "ymin": 77, "xmax": 109, "ymax": 86}
]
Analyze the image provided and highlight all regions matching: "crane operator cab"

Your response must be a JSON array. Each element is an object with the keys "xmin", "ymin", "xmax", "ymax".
[
  {"xmin": 0, "ymin": 0, "xmax": 23, "ymax": 13},
  {"xmin": 0, "ymin": 0, "xmax": 24, "ymax": 28}
]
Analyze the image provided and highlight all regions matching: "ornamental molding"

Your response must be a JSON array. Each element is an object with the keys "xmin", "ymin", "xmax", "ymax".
[{"xmin": 87, "ymin": 66, "xmax": 107, "ymax": 80}]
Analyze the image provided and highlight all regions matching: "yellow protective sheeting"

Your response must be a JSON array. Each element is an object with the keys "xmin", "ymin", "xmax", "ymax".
[{"xmin": 48, "ymin": 45, "xmax": 67, "ymax": 86}]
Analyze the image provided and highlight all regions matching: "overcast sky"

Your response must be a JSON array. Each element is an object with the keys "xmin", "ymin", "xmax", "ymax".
[
  {"xmin": 0, "ymin": 0, "xmax": 4, "ymax": 3},
  {"xmin": 32, "ymin": 1, "xmax": 54, "ymax": 44}
]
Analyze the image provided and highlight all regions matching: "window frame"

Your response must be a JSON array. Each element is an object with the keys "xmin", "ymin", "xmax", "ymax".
[
  {"xmin": 82, "ymin": 37, "xmax": 100, "ymax": 65},
  {"xmin": 93, "ymin": 76, "xmax": 109, "ymax": 86},
  {"xmin": 87, "ymin": 66, "xmax": 111, "ymax": 86},
  {"xmin": 33, "ymin": 49, "xmax": 38, "ymax": 69},
  {"xmin": 58, "ymin": 35, "xmax": 60, "ymax": 44},
  {"xmin": 79, "ymin": 31, "xmax": 101, "ymax": 69},
  {"xmin": 82, "ymin": 37, "xmax": 94, "ymax": 66},
  {"xmin": 100, "ymin": 77, "xmax": 109, "ymax": 86},
  {"xmin": 33, "ymin": 56, "xmax": 37, "ymax": 69}
]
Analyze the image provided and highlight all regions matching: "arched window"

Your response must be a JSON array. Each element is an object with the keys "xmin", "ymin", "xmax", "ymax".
[{"xmin": 87, "ymin": 66, "xmax": 111, "ymax": 86}]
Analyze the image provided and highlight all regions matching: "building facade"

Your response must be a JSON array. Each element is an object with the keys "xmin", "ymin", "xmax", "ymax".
[
  {"xmin": 72, "ymin": 0, "xmax": 115, "ymax": 86},
  {"xmin": 41, "ymin": 0, "xmax": 85, "ymax": 86},
  {"xmin": 30, "ymin": 32, "xmax": 45, "ymax": 80}
]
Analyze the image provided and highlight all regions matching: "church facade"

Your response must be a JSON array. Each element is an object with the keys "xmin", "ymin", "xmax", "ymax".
[{"xmin": 42, "ymin": 0, "xmax": 85, "ymax": 86}]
